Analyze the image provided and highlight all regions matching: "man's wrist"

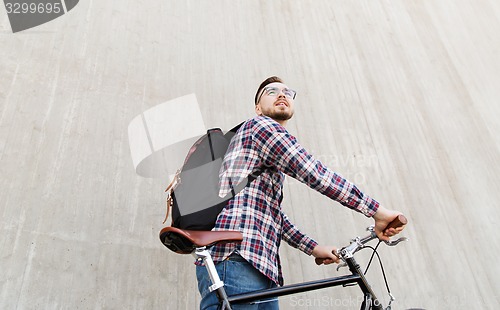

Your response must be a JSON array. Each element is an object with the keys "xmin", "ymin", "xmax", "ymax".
[
  {"xmin": 302, "ymin": 239, "xmax": 319, "ymax": 256},
  {"xmin": 372, "ymin": 205, "xmax": 387, "ymax": 220}
]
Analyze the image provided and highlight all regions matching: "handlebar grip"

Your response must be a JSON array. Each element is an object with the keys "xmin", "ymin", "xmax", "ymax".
[
  {"xmin": 315, "ymin": 255, "xmax": 336, "ymax": 266},
  {"xmin": 384, "ymin": 214, "xmax": 407, "ymax": 231}
]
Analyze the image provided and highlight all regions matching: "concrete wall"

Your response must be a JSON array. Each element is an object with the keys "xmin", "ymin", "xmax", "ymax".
[{"xmin": 1, "ymin": 1, "xmax": 499, "ymax": 309}]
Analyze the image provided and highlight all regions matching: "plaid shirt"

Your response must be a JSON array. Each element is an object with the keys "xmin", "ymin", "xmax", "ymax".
[{"xmin": 197, "ymin": 115, "xmax": 379, "ymax": 286}]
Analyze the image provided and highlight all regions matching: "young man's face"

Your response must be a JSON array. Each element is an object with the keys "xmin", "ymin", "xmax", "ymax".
[{"xmin": 255, "ymin": 82, "xmax": 296, "ymax": 124}]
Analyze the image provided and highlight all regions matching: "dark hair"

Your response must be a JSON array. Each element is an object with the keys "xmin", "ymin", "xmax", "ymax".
[{"xmin": 254, "ymin": 76, "xmax": 284, "ymax": 105}]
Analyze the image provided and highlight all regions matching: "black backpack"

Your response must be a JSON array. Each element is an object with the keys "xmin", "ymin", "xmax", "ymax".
[{"xmin": 162, "ymin": 122, "xmax": 263, "ymax": 231}]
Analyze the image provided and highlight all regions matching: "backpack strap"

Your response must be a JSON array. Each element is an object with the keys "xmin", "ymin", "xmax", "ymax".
[
  {"xmin": 163, "ymin": 194, "xmax": 173, "ymax": 225},
  {"xmin": 247, "ymin": 168, "xmax": 264, "ymax": 183},
  {"xmin": 163, "ymin": 169, "xmax": 181, "ymax": 224},
  {"xmin": 225, "ymin": 121, "xmax": 245, "ymax": 137}
]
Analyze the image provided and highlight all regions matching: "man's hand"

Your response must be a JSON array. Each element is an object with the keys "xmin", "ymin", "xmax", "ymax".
[
  {"xmin": 373, "ymin": 206, "xmax": 406, "ymax": 241},
  {"xmin": 312, "ymin": 245, "xmax": 341, "ymax": 265}
]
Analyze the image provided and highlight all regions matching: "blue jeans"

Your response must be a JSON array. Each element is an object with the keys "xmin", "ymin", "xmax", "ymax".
[{"xmin": 196, "ymin": 253, "xmax": 279, "ymax": 309}]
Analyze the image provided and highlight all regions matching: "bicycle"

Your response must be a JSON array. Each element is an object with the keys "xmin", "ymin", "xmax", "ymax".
[{"xmin": 160, "ymin": 215, "xmax": 411, "ymax": 309}]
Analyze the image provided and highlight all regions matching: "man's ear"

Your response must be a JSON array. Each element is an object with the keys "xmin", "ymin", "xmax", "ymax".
[{"xmin": 255, "ymin": 104, "xmax": 262, "ymax": 115}]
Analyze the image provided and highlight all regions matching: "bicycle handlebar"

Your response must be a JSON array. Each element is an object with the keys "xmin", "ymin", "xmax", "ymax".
[
  {"xmin": 315, "ymin": 214, "xmax": 407, "ymax": 265},
  {"xmin": 384, "ymin": 214, "xmax": 407, "ymax": 231}
]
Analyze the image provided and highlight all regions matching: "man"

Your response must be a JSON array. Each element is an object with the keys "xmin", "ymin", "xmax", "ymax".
[{"xmin": 195, "ymin": 76, "xmax": 404, "ymax": 309}]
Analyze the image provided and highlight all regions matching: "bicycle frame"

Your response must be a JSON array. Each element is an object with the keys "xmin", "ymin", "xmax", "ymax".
[
  {"xmin": 229, "ymin": 257, "xmax": 382, "ymax": 310},
  {"xmin": 194, "ymin": 224, "xmax": 406, "ymax": 310}
]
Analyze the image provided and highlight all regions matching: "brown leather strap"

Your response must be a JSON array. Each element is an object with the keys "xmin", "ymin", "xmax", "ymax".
[
  {"xmin": 162, "ymin": 170, "xmax": 181, "ymax": 224},
  {"xmin": 162, "ymin": 193, "xmax": 173, "ymax": 224},
  {"xmin": 164, "ymin": 171, "xmax": 179, "ymax": 193}
]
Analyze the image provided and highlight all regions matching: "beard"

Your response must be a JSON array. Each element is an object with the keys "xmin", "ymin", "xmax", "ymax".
[{"xmin": 262, "ymin": 107, "xmax": 294, "ymax": 122}]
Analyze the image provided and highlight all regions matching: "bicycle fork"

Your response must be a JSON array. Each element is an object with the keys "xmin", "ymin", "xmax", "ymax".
[{"xmin": 343, "ymin": 254, "xmax": 384, "ymax": 310}]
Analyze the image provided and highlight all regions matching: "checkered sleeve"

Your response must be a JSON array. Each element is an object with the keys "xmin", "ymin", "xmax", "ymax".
[
  {"xmin": 251, "ymin": 116, "xmax": 379, "ymax": 217},
  {"xmin": 281, "ymin": 211, "xmax": 318, "ymax": 255}
]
